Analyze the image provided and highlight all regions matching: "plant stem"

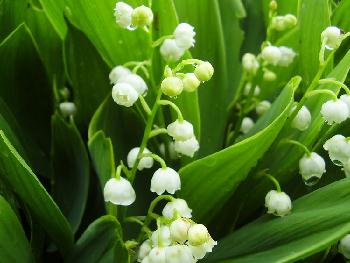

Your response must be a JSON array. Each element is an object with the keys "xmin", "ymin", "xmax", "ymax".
[
  {"xmin": 149, "ymin": 128, "xmax": 168, "ymax": 138},
  {"xmin": 306, "ymin": 89, "xmax": 338, "ymax": 101},
  {"xmin": 141, "ymin": 153, "xmax": 167, "ymax": 169},
  {"xmin": 280, "ymin": 139, "xmax": 312, "ymax": 156},
  {"xmin": 227, "ymin": 72, "xmax": 247, "ymax": 112},
  {"xmin": 158, "ymin": 100, "xmax": 184, "ymax": 121},
  {"xmin": 264, "ymin": 174, "xmax": 282, "ymax": 192},
  {"xmin": 139, "ymin": 96, "xmax": 152, "ymax": 115},
  {"xmin": 319, "ymin": 78, "xmax": 350, "ymax": 95}
]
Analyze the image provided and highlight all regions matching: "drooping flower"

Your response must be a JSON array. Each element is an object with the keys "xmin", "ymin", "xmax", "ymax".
[
  {"xmin": 323, "ymin": 135, "xmax": 350, "ymax": 166},
  {"xmin": 321, "ymin": 26, "xmax": 343, "ymax": 50},
  {"xmin": 103, "ymin": 177, "xmax": 136, "ymax": 206},
  {"xmin": 137, "ymin": 240, "xmax": 152, "ymax": 262},
  {"xmin": 59, "ymin": 102, "xmax": 77, "ymax": 117},
  {"xmin": 160, "ymin": 39, "xmax": 185, "ymax": 62},
  {"xmin": 114, "ymin": 2, "xmax": 133, "ymax": 29},
  {"xmin": 182, "ymin": 73, "xmax": 200, "ymax": 92},
  {"xmin": 109, "ymin": 65, "xmax": 131, "ymax": 84},
  {"xmin": 165, "ymin": 245, "xmax": 194, "ymax": 263},
  {"xmin": 265, "ymin": 190, "xmax": 292, "ymax": 217},
  {"xmin": 242, "ymin": 53, "xmax": 259, "ymax": 75},
  {"xmin": 256, "ymin": 100, "xmax": 271, "ymax": 116},
  {"xmin": 240, "ymin": 117, "xmax": 254, "ymax": 134},
  {"xmin": 112, "ymin": 82, "xmax": 139, "ymax": 107},
  {"xmin": 299, "ymin": 152, "xmax": 326, "ymax": 183},
  {"xmin": 173, "ymin": 23, "xmax": 196, "ymax": 49},
  {"xmin": 127, "ymin": 147, "xmax": 154, "ymax": 170},
  {"xmin": 277, "ymin": 46, "xmax": 296, "ymax": 67},
  {"xmin": 174, "ymin": 137, "xmax": 199, "ymax": 158},
  {"xmin": 118, "ymin": 73, "xmax": 148, "ymax": 96},
  {"xmin": 291, "ymin": 106, "xmax": 311, "ymax": 131},
  {"xmin": 194, "ymin": 61, "xmax": 214, "ymax": 82},
  {"xmin": 151, "ymin": 226, "xmax": 172, "ymax": 247},
  {"xmin": 131, "ymin": 5, "xmax": 153, "ymax": 28},
  {"xmin": 161, "ymin": 77, "xmax": 184, "ymax": 97},
  {"xmin": 320, "ymin": 99, "xmax": 349, "ymax": 125},
  {"xmin": 162, "ymin": 199, "xmax": 192, "ymax": 219},
  {"xmin": 261, "ymin": 45, "xmax": 282, "ymax": 65},
  {"xmin": 167, "ymin": 120, "xmax": 194, "ymax": 141},
  {"xmin": 170, "ymin": 218, "xmax": 191, "ymax": 244},
  {"xmin": 150, "ymin": 168, "xmax": 181, "ymax": 195}
]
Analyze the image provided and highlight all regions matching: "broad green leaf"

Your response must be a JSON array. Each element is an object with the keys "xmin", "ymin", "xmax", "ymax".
[
  {"xmin": 0, "ymin": 196, "xmax": 34, "ymax": 263},
  {"xmin": 204, "ymin": 178, "xmax": 350, "ymax": 263},
  {"xmin": 38, "ymin": 0, "xmax": 66, "ymax": 39},
  {"xmin": 65, "ymin": 215, "xmax": 128, "ymax": 263},
  {"xmin": 332, "ymin": 0, "xmax": 350, "ymax": 31},
  {"xmin": 51, "ymin": 114, "xmax": 89, "ymax": 233},
  {"xmin": 0, "ymin": 131, "xmax": 73, "ymax": 254},
  {"xmin": 178, "ymin": 78, "xmax": 298, "ymax": 222}
]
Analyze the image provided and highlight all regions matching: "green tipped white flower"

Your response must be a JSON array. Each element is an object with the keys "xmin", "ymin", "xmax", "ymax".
[
  {"xmin": 182, "ymin": 73, "xmax": 200, "ymax": 92},
  {"xmin": 261, "ymin": 45, "xmax": 282, "ymax": 65},
  {"xmin": 240, "ymin": 117, "xmax": 254, "ymax": 134},
  {"xmin": 161, "ymin": 77, "xmax": 184, "ymax": 97},
  {"xmin": 271, "ymin": 14, "xmax": 297, "ymax": 31},
  {"xmin": 194, "ymin": 61, "xmax": 214, "ymax": 82},
  {"xmin": 131, "ymin": 5, "xmax": 153, "ymax": 28},
  {"xmin": 242, "ymin": 53, "xmax": 259, "ymax": 75}
]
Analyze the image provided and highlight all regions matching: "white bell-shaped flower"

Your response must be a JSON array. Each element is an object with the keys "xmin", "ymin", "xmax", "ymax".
[
  {"xmin": 160, "ymin": 39, "xmax": 185, "ymax": 62},
  {"xmin": 265, "ymin": 190, "xmax": 292, "ymax": 217},
  {"xmin": 256, "ymin": 100, "xmax": 271, "ymax": 116},
  {"xmin": 323, "ymin": 135, "xmax": 350, "ymax": 165},
  {"xmin": 109, "ymin": 65, "xmax": 131, "ymax": 84},
  {"xmin": 189, "ymin": 237, "xmax": 217, "ymax": 260},
  {"xmin": 148, "ymin": 247, "xmax": 166, "ymax": 263},
  {"xmin": 277, "ymin": 46, "xmax": 296, "ymax": 67},
  {"xmin": 240, "ymin": 117, "xmax": 254, "ymax": 134},
  {"xmin": 263, "ymin": 70, "xmax": 277, "ymax": 82},
  {"xmin": 340, "ymin": 94, "xmax": 350, "ymax": 112},
  {"xmin": 170, "ymin": 218, "xmax": 191, "ymax": 243},
  {"xmin": 151, "ymin": 226, "xmax": 172, "ymax": 247},
  {"xmin": 151, "ymin": 167, "xmax": 181, "ymax": 195},
  {"xmin": 173, "ymin": 23, "xmax": 196, "ymax": 49},
  {"xmin": 114, "ymin": 2, "xmax": 133, "ymax": 29},
  {"xmin": 320, "ymin": 99, "xmax": 349, "ymax": 125},
  {"xmin": 182, "ymin": 73, "xmax": 200, "ymax": 92},
  {"xmin": 188, "ymin": 224, "xmax": 210, "ymax": 246},
  {"xmin": 137, "ymin": 239, "xmax": 151, "ymax": 262},
  {"xmin": 103, "ymin": 177, "xmax": 136, "ymax": 206},
  {"xmin": 112, "ymin": 82, "xmax": 139, "ymax": 107},
  {"xmin": 339, "ymin": 234, "xmax": 350, "ymax": 259},
  {"xmin": 321, "ymin": 26, "xmax": 343, "ymax": 50},
  {"xmin": 131, "ymin": 5, "xmax": 153, "ymax": 28},
  {"xmin": 167, "ymin": 120, "xmax": 194, "ymax": 141},
  {"xmin": 271, "ymin": 14, "xmax": 297, "ymax": 31},
  {"xmin": 261, "ymin": 45, "xmax": 282, "ymax": 66},
  {"xmin": 161, "ymin": 77, "xmax": 184, "ymax": 97},
  {"xmin": 59, "ymin": 102, "xmax": 76, "ymax": 117},
  {"xmin": 243, "ymin": 83, "xmax": 260, "ymax": 96},
  {"xmin": 174, "ymin": 136, "xmax": 199, "ymax": 158},
  {"xmin": 162, "ymin": 199, "xmax": 192, "ymax": 219},
  {"xmin": 291, "ymin": 106, "xmax": 311, "ymax": 131},
  {"xmin": 119, "ymin": 74, "xmax": 148, "ymax": 96},
  {"xmin": 194, "ymin": 61, "xmax": 214, "ymax": 82},
  {"xmin": 242, "ymin": 53, "xmax": 259, "ymax": 75},
  {"xmin": 165, "ymin": 245, "xmax": 194, "ymax": 263},
  {"xmin": 127, "ymin": 147, "xmax": 154, "ymax": 171},
  {"xmin": 299, "ymin": 152, "xmax": 326, "ymax": 184}
]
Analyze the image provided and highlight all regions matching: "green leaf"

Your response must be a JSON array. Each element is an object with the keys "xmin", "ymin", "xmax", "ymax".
[
  {"xmin": 178, "ymin": 77, "xmax": 298, "ymax": 222},
  {"xmin": 0, "ymin": 195, "xmax": 34, "ymax": 263},
  {"xmin": 65, "ymin": 215, "xmax": 128, "ymax": 263},
  {"xmin": 332, "ymin": 0, "xmax": 350, "ymax": 31},
  {"xmin": 0, "ymin": 130, "xmax": 73, "ymax": 254},
  {"xmin": 51, "ymin": 114, "xmax": 90, "ymax": 233},
  {"xmin": 204, "ymin": 178, "xmax": 350, "ymax": 263}
]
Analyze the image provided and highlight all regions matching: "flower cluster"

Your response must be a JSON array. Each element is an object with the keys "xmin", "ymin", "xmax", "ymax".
[{"xmin": 114, "ymin": 2, "xmax": 153, "ymax": 29}]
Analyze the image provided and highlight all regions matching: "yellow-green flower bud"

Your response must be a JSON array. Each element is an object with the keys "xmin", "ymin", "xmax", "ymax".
[
  {"xmin": 194, "ymin": 61, "xmax": 214, "ymax": 82},
  {"xmin": 182, "ymin": 73, "xmax": 200, "ymax": 92},
  {"xmin": 161, "ymin": 77, "xmax": 183, "ymax": 97},
  {"xmin": 131, "ymin": 5, "xmax": 153, "ymax": 28}
]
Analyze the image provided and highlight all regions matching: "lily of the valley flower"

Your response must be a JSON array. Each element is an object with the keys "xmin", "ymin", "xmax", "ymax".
[
  {"xmin": 174, "ymin": 137, "xmax": 199, "ymax": 158},
  {"xmin": 109, "ymin": 65, "xmax": 131, "ymax": 84},
  {"xmin": 243, "ymin": 83, "xmax": 260, "ymax": 96},
  {"xmin": 127, "ymin": 147, "xmax": 154, "ymax": 170},
  {"xmin": 167, "ymin": 119, "xmax": 194, "ymax": 141},
  {"xmin": 150, "ymin": 167, "xmax": 181, "ymax": 195},
  {"xmin": 291, "ymin": 106, "xmax": 311, "ymax": 131},
  {"xmin": 170, "ymin": 218, "xmax": 191, "ymax": 244},
  {"xmin": 59, "ymin": 102, "xmax": 77, "ymax": 117},
  {"xmin": 138, "ymin": 240, "xmax": 152, "ymax": 262},
  {"xmin": 162, "ymin": 199, "xmax": 192, "ymax": 219},
  {"xmin": 182, "ymin": 73, "xmax": 201, "ymax": 92},
  {"xmin": 277, "ymin": 46, "xmax": 296, "ymax": 67},
  {"xmin": 151, "ymin": 226, "xmax": 172, "ymax": 247},
  {"xmin": 160, "ymin": 39, "xmax": 185, "ymax": 62},
  {"xmin": 118, "ymin": 73, "xmax": 148, "ymax": 96},
  {"xmin": 112, "ymin": 82, "xmax": 139, "ymax": 107},
  {"xmin": 320, "ymin": 99, "xmax": 349, "ymax": 125},
  {"xmin": 261, "ymin": 46, "xmax": 282, "ymax": 66},
  {"xmin": 173, "ymin": 23, "xmax": 196, "ymax": 49},
  {"xmin": 161, "ymin": 76, "xmax": 184, "ymax": 97},
  {"xmin": 271, "ymin": 14, "xmax": 297, "ymax": 31},
  {"xmin": 323, "ymin": 135, "xmax": 350, "ymax": 165},
  {"xmin": 340, "ymin": 94, "xmax": 350, "ymax": 112},
  {"xmin": 131, "ymin": 5, "xmax": 153, "ymax": 28},
  {"xmin": 114, "ymin": 2, "xmax": 133, "ymax": 29},
  {"xmin": 256, "ymin": 100, "xmax": 271, "ymax": 116},
  {"xmin": 321, "ymin": 26, "xmax": 343, "ymax": 50},
  {"xmin": 299, "ymin": 152, "xmax": 326, "ymax": 183},
  {"xmin": 265, "ymin": 190, "xmax": 292, "ymax": 217},
  {"xmin": 240, "ymin": 117, "xmax": 254, "ymax": 134},
  {"xmin": 103, "ymin": 177, "xmax": 136, "ymax": 206},
  {"xmin": 242, "ymin": 53, "xmax": 259, "ymax": 75},
  {"xmin": 194, "ymin": 61, "xmax": 214, "ymax": 82}
]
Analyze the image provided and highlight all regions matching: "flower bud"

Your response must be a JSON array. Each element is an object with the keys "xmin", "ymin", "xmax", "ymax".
[
  {"xmin": 109, "ymin": 65, "xmax": 131, "ymax": 84},
  {"xmin": 243, "ymin": 83, "xmax": 260, "ymax": 96},
  {"xmin": 162, "ymin": 199, "xmax": 192, "ymax": 219},
  {"xmin": 256, "ymin": 100, "xmax": 271, "ymax": 116},
  {"xmin": 151, "ymin": 167, "xmax": 181, "ymax": 195},
  {"xmin": 339, "ymin": 234, "xmax": 350, "ymax": 259},
  {"xmin": 174, "ymin": 136, "xmax": 199, "ymax": 158},
  {"xmin": 112, "ymin": 82, "xmax": 139, "ymax": 107},
  {"xmin": 59, "ymin": 102, "xmax": 76, "ymax": 117},
  {"xmin": 182, "ymin": 73, "xmax": 200, "ymax": 92},
  {"xmin": 242, "ymin": 53, "xmax": 259, "ymax": 75},
  {"xmin": 321, "ymin": 26, "xmax": 343, "ymax": 50},
  {"xmin": 114, "ymin": 2, "xmax": 133, "ymax": 29},
  {"xmin": 299, "ymin": 152, "xmax": 326, "ymax": 184},
  {"xmin": 151, "ymin": 226, "xmax": 171, "ymax": 247},
  {"xmin": 127, "ymin": 147, "xmax": 154, "ymax": 170},
  {"xmin": 194, "ymin": 61, "xmax": 214, "ymax": 82},
  {"xmin": 263, "ymin": 70, "xmax": 277, "ymax": 82},
  {"xmin": 189, "ymin": 237, "xmax": 217, "ymax": 260},
  {"xmin": 165, "ymin": 245, "xmax": 194, "ymax": 263},
  {"xmin": 188, "ymin": 224, "xmax": 210, "ymax": 246},
  {"xmin": 170, "ymin": 218, "xmax": 191, "ymax": 243},
  {"xmin": 148, "ymin": 247, "xmax": 166, "ymax": 262},
  {"xmin": 265, "ymin": 190, "xmax": 292, "ymax": 217},
  {"xmin": 137, "ymin": 240, "xmax": 151, "ymax": 262},
  {"xmin": 118, "ymin": 74, "xmax": 148, "ymax": 96},
  {"xmin": 271, "ymin": 14, "xmax": 297, "ymax": 31},
  {"xmin": 161, "ymin": 77, "xmax": 183, "ymax": 97},
  {"xmin": 321, "ymin": 99, "xmax": 349, "ymax": 125},
  {"xmin": 269, "ymin": 0, "xmax": 277, "ymax": 10},
  {"xmin": 240, "ymin": 117, "xmax": 254, "ymax": 134},
  {"xmin": 103, "ymin": 177, "xmax": 136, "ymax": 206},
  {"xmin": 160, "ymin": 39, "xmax": 185, "ymax": 62},
  {"xmin": 277, "ymin": 46, "xmax": 296, "ymax": 67},
  {"xmin": 261, "ymin": 46, "xmax": 282, "ymax": 66},
  {"xmin": 291, "ymin": 106, "xmax": 311, "ymax": 131},
  {"xmin": 323, "ymin": 135, "xmax": 350, "ymax": 166},
  {"xmin": 173, "ymin": 23, "xmax": 196, "ymax": 49},
  {"xmin": 167, "ymin": 120, "xmax": 194, "ymax": 141},
  {"xmin": 131, "ymin": 5, "xmax": 153, "ymax": 28}
]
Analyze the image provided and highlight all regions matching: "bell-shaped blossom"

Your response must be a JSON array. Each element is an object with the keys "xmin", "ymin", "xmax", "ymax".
[
  {"xmin": 114, "ymin": 2, "xmax": 133, "ymax": 29},
  {"xmin": 320, "ymin": 99, "xmax": 349, "ymax": 125},
  {"xmin": 109, "ymin": 65, "xmax": 131, "ymax": 84},
  {"xmin": 174, "ymin": 137, "xmax": 199, "ymax": 158},
  {"xmin": 119, "ymin": 73, "xmax": 148, "ymax": 96},
  {"xmin": 161, "ymin": 77, "xmax": 184, "ymax": 97},
  {"xmin": 291, "ymin": 106, "xmax": 311, "ymax": 131},
  {"xmin": 59, "ymin": 102, "xmax": 76, "ymax": 117},
  {"xmin": 189, "ymin": 237, "xmax": 217, "ymax": 260},
  {"xmin": 271, "ymin": 14, "xmax": 297, "ymax": 31},
  {"xmin": 127, "ymin": 147, "xmax": 154, "ymax": 170},
  {"xmin": 299, "ymin": 152, "xmax": 326, "ymax": 182},
  {"xmin": 162, "ymin": 199, "xmax": 192, "ymax": 219},
  {"xmin": 173, "ymin": 23, "xmax": 196, "ymax": 49},
  {"xmin": 321, "ymin": 26, "xmax": 343, "ymax": 50},
  {"xmin": 261, "ymin": 46, "xmax": 282, "ymax": 65},
  {"xmin": 160, "ymin": 39, "xmax": 185, "ymax": 62},
  {"xmin": 151, "ymin": 167, "xmax": 181, "ymax": 195},
  {"xmin": 256, "ymin": 100, "xmax": 271, "ymax": 116},
  {"xmin": 323, "ymin": 135, "xmax": 350, "ymax": 165},
  {"xmin": 167, "ymin": 120, "xmax": 194, "ymax": 141},
  {"xmin": 165, "ymin": 245, "xmax": 194, "ymax": 263},
  {"xmin": 263, "ymin": 70, "xmax": 277, "ymax": 82},
  {"xmin": 131, "ymin": 5, "xmax": 153, "ymax": 28},
  {"xmin": 137, "ymin": 240, "xmax": 151, "ymax": 262},
  {"xmin": 103, "ymin": 177, "xmax": 136, "ymax": 206},
  {"xmin": 112, "ymin": 82, "xmax": 139, "ymax": 107},
  {"xmin": 148, "ymin": 247, "xmax": 166, "ymax": 263},
  {"xmin": 170, "ymin": 218, "xmax": 191, "ymax": 244},
  {"xmin": 277, "ymin": 46, "xmax": 296, "ymax": 67},
  {"xmin": 182, "ymin": 73, "xmax": 200, "ymax": 92},
  {"xmin": 194, "ymin": 61, "xmax": 214, "ymax": 82},
  {"xmin": 265, "ymin": 190, "xmax": 292, "ymax": 217},
  {"xmin": 240, "ymin": 117, "xmax": 254, "ymax": 134},
  {"xmin": 242, "ymin": 53, "xmax": 259, "ymax": 75},
  {"xmin": 188, "ymin": 224, "xmax": 210, "ymax": 246},
  {"xmin": 151, "ymin": 226, "xmax": 172, "ymax": 247}
]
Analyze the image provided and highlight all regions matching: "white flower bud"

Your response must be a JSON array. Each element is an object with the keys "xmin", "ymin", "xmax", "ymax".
[
  {"xmin": 103, "ymin": 177, "xmax": 136, "ymax": 206},
  {"xmin": 170, "ymin": 218, "xmax": 191, "ymax": 243},
  {"xmin": 243, "ymin": 83, "xmax": 260, "ymax": 96},
  {"xmin": 151, "ymin": 167, "xmax": 181, "ymax": 195},
  {"xmin": 59, "ymin": 102, "xmax": 76, "ymax": 117},
  {"xmin": 240, "ymin": 117, "xmax": 254, "ymax": 134},
  {"xmin": 188, "ymin": 224, "xmax": 210, "ymax": 246},
  {"xmin": 137, "ymin": 240, "xmax": 151, "ymax": 262},
  {"xmin": 242, "ymin": 53, "xmax": 259, "ymax": 75},
  {"xmin": 340, "ymin": 94, "xmax": 350, "ymax": 112},
  {"xmin": 127, "ymin": 147, "xmax": 154, "ymax": 170},
  {"xmin": 167, "ymin": 120, "xmax": 194, "ymax": 141},
  {"xmin": 161, "ymin": 77, "xmax": 183, "ymax": 97},
  {"xmin": 271, "ymin": 14, "xmax": 297, "ymax": 31},
  {"xmin": 151, "ymin": 226, "xmax": 171, "ymax": 247},
  {"xmin": 321, "ymin": 26, "xmax": 343, "ymax": 50},
  {"xmin": 263, "ymin": 70, "xmax": 277, "ymax": 82},
  {"xmin": 148, "ymin": 247, "xmax": 166, "ymax": 263},
  {"xmin": 323, "ymin": 135, "xmax": 350, "ymax": 165},
  {"xmin": 112, "ymin": 82, "xmax": 139, "ymax": 107},
  {"xmin": 131, "ymin": 5, "xmax": 153, "ymax": 28},
  {"xmin": 299, "ymin": 152, "xmax": 326, "ymax": 184},
  {"xmin": 118, "ymin": 74, "xmax": 148, "ymax": 96},
  {"xmin": 109, "ymin": 65, "xmax": 131, "ymax": 84},
  {"xmin": 321, "ymin": 99, "xmax": 349, "ymax": 125},
  {"xmin": 182, "ymin": 73, "xmax": 200, "ymax": 92},
  {"xmin": 165, "ymin": 245, "xmax": 194, "ymax": 263},
  {"xmin": 194, "ymin": 61, "xmax": 214, "ymax": 82},
  {"xmin": 265, "ymin": 190, "xmax": 292, "ymax": 217},
  {"xmin": 277, "ymin": 46, "xmax": 296, "ymax": 67},
  {"xmin": 189, "ymin": 237, "xmax": 217, "ymax": 260},
  {"xmin": 173, "ymin": 23, "xmax": 195, "ymax": 49},
  {"xmin": 291, "ymin": 106, "xmax": 311, "ymax": 131},
  {"xmin": 261, "ymin": 46, "xmax": 282, "ymax": 65},
  {"xmin": 339, "ymin": 234, "xmax": 350, "ymax": 259},
  {"xmin": 160, "ymin": 39, "xmax": 185, "ymax": 62},
  {"xmin": 256, "ymin": 100, "xmax": 271, "ymax": 115},
  {"xmin": 114, "ymin": 2, "xmax": 133, "ymax": 29},
  {"xmin": 162, "ymin": 199, "xmax": 192, "ymax": 219},
  {"xmin": 174, "ymin": 136, "xmax": 199, "ymax": 158}
]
